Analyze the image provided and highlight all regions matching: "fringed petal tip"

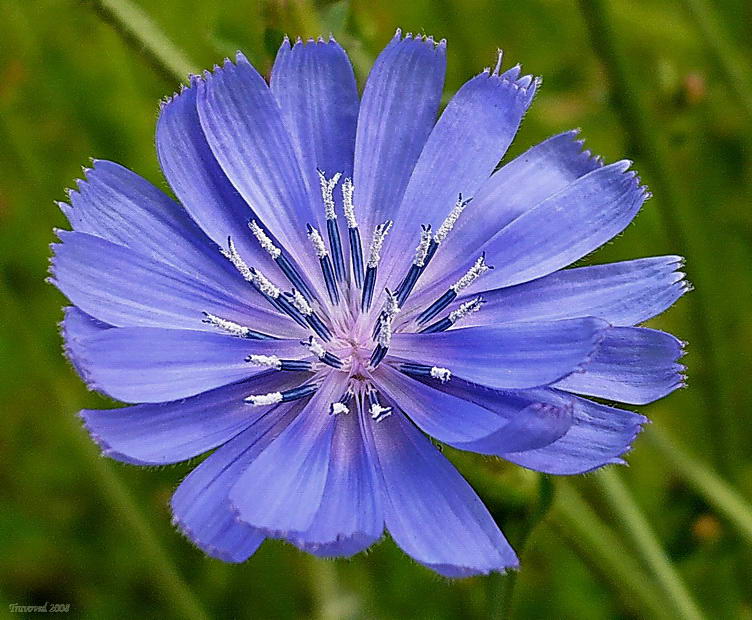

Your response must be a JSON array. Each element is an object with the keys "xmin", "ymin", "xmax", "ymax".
[
  {"xmin": 391, "ymin": 27, "xmax": 446, "ymax": 51},
  {"xmin": 287, "ymin": 531, "xmax": 383, "ymax": 558},
  {"xmin": 423, "ymin": 555, "xmax": 520, "ymax": 579},
  {"xmin": 170, "ymin": 512, "xmax": 261, "ymax": 564},
  {"xmin": 77, "ymin": 409, "xmax": 149, "ymax": 466}
]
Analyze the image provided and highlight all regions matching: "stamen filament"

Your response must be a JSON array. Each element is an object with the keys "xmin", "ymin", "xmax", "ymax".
[
  {"xmin": 249, "ymin": 220, "xmax": 315, "ymax": 301},
  {"xmin": 318, "ymin": 170, "xmax": 346, "ymax": 283},
  {"xmin": 399, "ymin": 363, "xmax": 452, "ymax": 383},
  {"xmin": 301, "ymin": 336, "xmax": 343, "ymax": 369},
  {"xmin": 245, "ymin": 383, "xmax": 318, "ymax": 406},
  {"xmin": 420, "ymin": 297, "xmax": 484, "ymax": 333},
  {"xmin": 329, "ymin": 388, "xmax": 353, "ymax": 415},
  {"xmin": 361, "ymin": 220, "xmax": 392, "ymax": 311},
  {"xmin": 245, "ymin": 355, "xmax": 313, "ymax": 372},
  {"xmin": 342, "ymin": 178, "xmax": 364, "ymax": 287},
  {"xmin": 247, "ymin": 267, "xmax": 308, "ymax": 329},
  {"xmin": 201, "ymin": 312, "xmax": 277, "ymax": 340},
  {"xmin": 367, "ymin": 389, "xmax": 392, "ymax": 422},
  {"xmin": 307, "ymin": 223, "xmax": 340, "ymax": 305},
  {"xmin": 416, "ymin": 255, "xmax": 491, "ymax": 325},
  {"xmin": 396, "ymin": 224, "xmax": 432, "ymax": 305},
  {"xmin": 284, "ymin": 290, "xmax": 332, "ymax": 341},
  {"xmin": 433, "ymin": 194, "xmax": 471, "ymax": 245}
]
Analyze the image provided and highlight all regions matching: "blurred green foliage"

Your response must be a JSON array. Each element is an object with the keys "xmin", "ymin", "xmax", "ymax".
[{"xmin": 1, "ymin": 0, "xmax": 751, "ymax": 618}]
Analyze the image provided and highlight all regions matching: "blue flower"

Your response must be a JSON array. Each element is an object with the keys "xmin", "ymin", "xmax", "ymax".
[{"xmin": 50, "ymin": 30, "xmax": 688, "ymax": 577}]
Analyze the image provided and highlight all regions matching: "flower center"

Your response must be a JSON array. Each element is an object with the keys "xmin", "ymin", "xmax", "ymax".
[{"xmin": 206, "ymin": 171, "xmax": 491, "ymax": 419}]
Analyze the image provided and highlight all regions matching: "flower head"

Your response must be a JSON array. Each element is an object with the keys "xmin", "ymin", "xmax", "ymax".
[{"xmin": 50, "ymin": 30, "xmax": 688, "ymax": 576}]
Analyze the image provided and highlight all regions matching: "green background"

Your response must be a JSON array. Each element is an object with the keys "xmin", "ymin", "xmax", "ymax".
[{"xmin": 1, "ymin": 0, "xmax": 750, "ymax": 618}]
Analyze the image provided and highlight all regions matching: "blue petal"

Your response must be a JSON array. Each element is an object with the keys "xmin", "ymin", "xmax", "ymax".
[
  {"xmin": 454, "ymin": 256, "xmax": 688, "ymax": 327},
  {"xmin": 353, "ymin": 31, "xmax": 446, "ymax": 237},
  {"xmin": 171, "ymin": 400, "xmax": 303, "ymax": 562},
  {"xmin": 229, "ymin": 374, "xmax": 345, "ymax": 535},
  {"xmin": 157, "ymin": 80, "xmax": 287, "ymax": 279},
  {"xmin": 380, "ymin": 63, "xmax": 539, "ymax": 284},
  {"xmin": 554, "ymin": 327, "xmax": 686, "ymax": 404},
  {"xmin": 50, "ymin": 231, "xmax": 302, "ymax": 337},
  {"xmin": 415, "ymin": 161, "xmax": 647, "ymax": 304},
  {"xmin": 65, "ymin": 325, "xmax": 307, "ymax": 402},
  {"xmin": 430, "ymin": 130, "xmax": 601, "ymax": 275},
  {"xmin": 286, "ymin": 406, "xmax": 383, "ymax": 557},
  {"xmin": 389, "ymin": 318, "xmax": 608, "ymax": 390},
  {"xmin": 387, "ymin": 372, "xmax": 574, "ymax": 454},
  {"xmin": 61, "ymin": 306, "xmax": 111, "ymax": 377},
  {"xmin": 197, "ymin": 54, "xmax": 320, "ymax": 276},
  {"xmin": 80, "ymin": 371, "xmax": 308, "ymax": 465},
  {"xmin": 375, "ymin": 364, "xmax": 508, "ymax": 443},
  {"xmin": 503, "ymin": 393, "xmax": 647, "ymax": 474},
  {"xmin": 365, "ymin": 411, "xmax": 518, "ymax": 577},
  {"xmin": 271, "ymin": 36, "xmax": 359, "ymax": 198},
  {"xmin": 476, "ymin": 161, "xmax": 648, "ymax": 289},
  {"xmin": 62, "ymin": 160, "xmax": 248, "ymax": 295}
]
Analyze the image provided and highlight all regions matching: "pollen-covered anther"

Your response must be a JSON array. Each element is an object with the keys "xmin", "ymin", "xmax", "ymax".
[
  {"xmin": 248, "ymin": 220, "xmax": 281, "ymax": 259},
  {"xmin": 249, "ymin": 267, "xmax": 281, "ymax": 299},
  {"xmin": 301, "ymin": 336, "xmax": 343, "ymax": 368},
  {"xmin": 367, "ymin": 390, "xmax": 392, "ymax": 422},
  {"xmin": 306, "ymin": 224, "xmax": 329, "ymax": 258},
  {"xmin": 317, "ymin": 170, "xmax": 342, "ymax": 220},
  {"xmin": 430, "ymin": 367, "xmax": 452, "ymax": 383},
  {"xmin": 448, "ymin": 297, "xmax": 484, "ymax": 324},
  {"xmin": 245, "ymin": 383, "xmax": 318, "ymax": 406},
  {"xmin": 434, "ymin": 194, "xmax": 471, "ymax": 245},
  {"xmin": 202, "ymin": 312, "xmax": 252, "ymax": 337},
  {"xmin": 451, "ymin": 255, "xmax": 491, "ymax": 293},
  {"xmin": 221, "ymin": 237, "xmax": 254, "ymax": 282},
  {"xmin": 367, "ymin": 220, "xmax": 393, "ymax": 268},
  {"xmin": 414, "ymin": 225, "xmax": 433, "ymax": 267},
  {"xmin": 287, "ymin": 288, "xmax": 312, "ymax": 316},
  {"xmin": 329, "ymin": 402, "xmax": 350, "ymax": 416},
  {"xmin": 341, "ymin": 178, "xmax": 357, "ymax": 229},
  {"xmin": 245, "ymin": 354, "xmax": 282, "ymax": 369},
  {"xmin": 244, "ymin": 391, "xmax": 283, "ymax": 406}
]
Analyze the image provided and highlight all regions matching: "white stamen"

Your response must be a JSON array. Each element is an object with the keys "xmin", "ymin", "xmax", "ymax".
[
  {"xmin": 413, "ymin": 226, "xmax": 432, "ymax": 267},
  {"xmin": 384, "ymin": 289, "xmax": 400, "ymax": 317},
  {"xmin": 248, "ymin": 220, "xmax": 281, "ymax": 259},
  {"xmin": 202, "ymin": 312, "xmax": 252, "ymax": 338},
  {"xmin": 318, "ymin": 170, "xmax": 342, "ymax": 220},
  {"xmin": 370, "ymin": 402, "xmax": 392, "ymax": 422},
  {"xmin": 289, "ymin": 289, "xmax": 312, "ymax": 316},
  {"xmin": 434, "ymin": 195, "xmax": 470, "ymax": 244},
  {"xmin": 249, "ymin": 268, "xmax": 280, "ymax": 299},
  {"xmin": 378, "ymin": 290, "xmax": 400, "ymax": 348},
  {"xmin": 330, "ymin": 402, "xmax": 350, "ymax": 416},
  {"xmin": 302, "ymin": 336, "xmax": 326, "ymax": 360},
  {"xmin": 246, "ymin": 354, "xmax": 282, "ymax": 370},
  {"xmin": 221, "ymin": 238, "xmax": 254, "ymax": 282},
  {"xmin": 448, "ymin": 297, "xmax": 484, "ymax": 324},
  {"xmin": 245, "ymin": 391, "xmax": 283, "ymax": 406},
  {"xmin": 430, "ymin": 367, "xmax": 452, "ymax": 383},
  {"xmin": 451, "ymin": 256, "xmax": 490, "ymax": 293},
  {"xmin": 307, "ymin": 225, "xmax": 329, "ymax": 258},
  {"xmin": 367, "ymin": 220, "xmax": 393, "ymax": 268},
  {"xmin": 342, "ymin": 178, "xmax": 358, "ymax": 229},
  {"xmin": 378, "ymin": 313, "xmax": 393, "ymax": 349}
]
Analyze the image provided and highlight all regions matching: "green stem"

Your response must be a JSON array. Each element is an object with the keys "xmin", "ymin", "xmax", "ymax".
[
  {"xmin": 85, "ymin": 0, "xmax": 195, "ymax": 84},
  {"xmin": 577, "ymin": 0, "xmax": 736, "ymax": 475},
  {"xmin": 648, "ymin": 424, "xmax": 752, "ymax": 544},
  {"xmin": 595, "ymin": 469, "xmax": 705, "ymax": 620},
  {"xmin": 552, "ymin": 481, "xmax": 673, "ymax": 620},
  {"xmin": 490, "ymin": 475, "xmax": 554, "ymax": 619},
  {"xmin": 0, "ymin": 276, "xmax": 208, "ymax": 620},
  {"xmin": 682, "ymin": 0, "xmax": 752, "ymax": 124}
]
